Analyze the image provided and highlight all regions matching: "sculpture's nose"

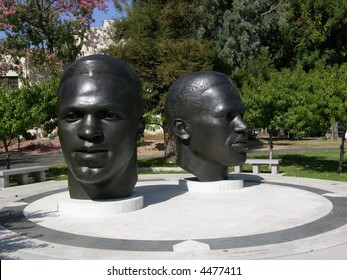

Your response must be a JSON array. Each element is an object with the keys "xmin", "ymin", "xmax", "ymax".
[
  {"xmin": 78, "ymin": 114, "xmax": 103, "ymax": 140},
  {"xmin": 234, "ymin": 115, "xmax": 248, "ymax": 134}
]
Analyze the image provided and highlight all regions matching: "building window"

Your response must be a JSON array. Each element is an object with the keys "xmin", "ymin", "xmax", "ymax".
[{"xmin": 0, "ymin": 76, "xmax": 19, "ymax": 89}]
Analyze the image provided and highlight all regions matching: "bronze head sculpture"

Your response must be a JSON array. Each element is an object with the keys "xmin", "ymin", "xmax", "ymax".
[
  {"xmin": 58, "ymin": 54, "xmax": 144, "ymax": 200},
  {"xmin": 165, "ymin": 71, "xmax": 248, "ymax": 182}
]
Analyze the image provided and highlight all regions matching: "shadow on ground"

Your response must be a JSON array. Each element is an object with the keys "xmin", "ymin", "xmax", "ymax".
[
  {"xmin": 0, "ymin": 209, "xmax": 50, "ymax": 258},
  {"xmin": 280, "ymin": 154, "xmax": 343, "ymax": 173}
]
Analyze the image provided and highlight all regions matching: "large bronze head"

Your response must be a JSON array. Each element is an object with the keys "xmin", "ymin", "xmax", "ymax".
[
  {"xmin": 165, "ymin": 71, "xmax": 248, "ymax": 181},
  {"xmin": 58, "ymin": 54, "xmax": 144, "ymax": 200}
]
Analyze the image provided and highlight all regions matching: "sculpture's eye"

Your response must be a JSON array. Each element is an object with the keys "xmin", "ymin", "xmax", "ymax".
[
  {"xmin": 225, "ymin": 112, "xmax": 237, "ymax": 120},
  {"xmin": 64, "ymin": 112, "xmax": 81, "ymax": 122},
  {"xmin": 98, "ymin": 111, "xmax": 121, "ymax": 121}
]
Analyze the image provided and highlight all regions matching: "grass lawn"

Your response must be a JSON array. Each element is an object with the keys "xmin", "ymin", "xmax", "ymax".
[
  {"xmin": 240, "ymin": 150, "xmax": 347, "ymax": 182},
  {"xmin": 45, "ymin": 149, "xmax": 347, "ymax": 182}
]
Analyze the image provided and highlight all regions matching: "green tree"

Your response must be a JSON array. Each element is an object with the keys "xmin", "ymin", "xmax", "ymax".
[
  {"xmin": 0, "ymin": 77, "xmax": 59, "ymax": 168},
  {"xmin": 1, "ymin": 82, "xmax": 33, "ymax": 168},
  {"xmin": 25, "ymin": 77, "xmax": 60, "ymax": 134},
  {"xmin": 106, "ymin": 0, "xmax": 221, "ymax": 158},
  {"xmin": 242, "ymin": 63, "xmax": 347, "ymax": 169},
  {"xmin": 281, "ymin": 0, "xmax": 347, "ymax": 70},
  {"xmin": 206, "ymin": 0, "xmax": 347, "ymax": 81},
  {"xmin": 200, "ymin": 0, "xmax": 290, "ymax": 72},
  {"xmin": 306, "ymin": 64, "xmax": 347, "ymax": 172},
  {"xmin": 282, "ymin": 64, "xmax": 347, "ymax": 172},
  {"xmin": 242, "ymin": 68, "xmax": 295, "ymax": 158}
]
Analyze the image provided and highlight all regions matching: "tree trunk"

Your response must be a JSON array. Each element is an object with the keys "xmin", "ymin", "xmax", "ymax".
[
  {"xmin": 331, "ymin": 122, "xmax": 339, "ymax": 140},
  {"xmin": 163, "ymin": 123, "xmax": 177, "ymax": 163},
  {"xmin": 337, "ymin": 129, "xmax": 345, "ymax": 173},
  {"xmin": 17, "ymin": 135, "xmax": 21, "ymax": 151},
  {"xmin": 268, "ymin": 128, "xmax": 273, "ymax": 160},
  {"xmin": 2, "ymin": 137, "xmax": 11, "ymax": 169}
]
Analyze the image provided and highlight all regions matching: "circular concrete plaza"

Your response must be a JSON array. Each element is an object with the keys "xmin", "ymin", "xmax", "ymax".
[{"xmin": 0, "ymin": 173, "xmax": 347, "ymax": 260}]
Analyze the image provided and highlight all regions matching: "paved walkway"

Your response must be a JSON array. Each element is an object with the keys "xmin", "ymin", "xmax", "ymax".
[
  {"xmin": 1, "ymin": 174, "xmax": 347, "ymax": 260},
  {"xmin": 0, "ymin": 154, "xmax": 64, "ymax": 170}
]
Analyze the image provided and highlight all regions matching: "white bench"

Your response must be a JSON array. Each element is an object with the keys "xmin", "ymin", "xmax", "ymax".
[
  {"xmin": 0, "ymin": 166, "xmax": 49, "ymax": 188},
  {"xmin": 234, "ymin": 159, "xmax": 282, "ymax": 175}
]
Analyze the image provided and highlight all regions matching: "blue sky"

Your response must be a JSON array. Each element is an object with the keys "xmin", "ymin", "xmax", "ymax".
[{"xmin": 91, "ymin": 4, "xmax": 123, "ymax": 27}]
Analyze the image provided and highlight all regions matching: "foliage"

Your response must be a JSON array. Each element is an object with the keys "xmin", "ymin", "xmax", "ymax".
[
  {"xmin": 46, "ymin": 162, "xmax": 68, "ymax": 181},
  {"xmin": 211, "ymin": 0, "xmax": 347, "ymax": 80},
  {"xmin": 281, "ymin": 0, "xmax": 347, "ymax": 69},
  {"xmin": 0, "ymin": 77, "xmax": 59, "ymax": 168},
  {"xmin": 0, "ymin": 0, "xmax": 110, "ymax": 77},
  {"xmin": 287, "ymin": 64, "xmax": 347, "ymax": 137},
  {"xmin": 0, "ymin": 81, "xmax": 34, "ymax": 167},
  {"xmin": 218, "ymin": 0, "xmax": 289, "ymax": 70},
  {"xmin": 23, "ymin": 77, "xmax": 60, "ymax": 133},
  {"xmin": 0, "ymin": 82, "xmax": 38, "ymax": 141},
  {"xmin": 106, "ymin": 0, "xmax": 220, "ymax": 119},
  {"xmin": 242, "ymin": 63, "xmax": 347, "ymax": 139}
]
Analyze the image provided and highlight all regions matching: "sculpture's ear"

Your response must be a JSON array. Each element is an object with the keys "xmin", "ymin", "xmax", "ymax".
[
  {"xmin": 173, "ymin": 119, "xmax": 190, "ymax": 141},
  {"xmin": 136, "ymin": 117, "xmax": 145, "ymax": 141}
]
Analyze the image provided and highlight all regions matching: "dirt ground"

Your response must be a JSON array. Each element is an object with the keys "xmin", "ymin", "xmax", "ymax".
[{"xmin": 137, "ymin": 139, "xmax": 165, "ymax": 156}]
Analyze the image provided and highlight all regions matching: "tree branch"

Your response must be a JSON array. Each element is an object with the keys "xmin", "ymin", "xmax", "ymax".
[{"xmin": 252, "ymin": 2, "xmax": 282, "ymax": 23}]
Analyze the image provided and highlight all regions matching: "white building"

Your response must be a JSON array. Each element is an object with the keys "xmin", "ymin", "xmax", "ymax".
[
  {"xmin": 0, "ymin": 56, "xmax": 26, "ymax": 88},
  {"xmin": 80, "ymin": 20, "xmax": 114, "ymax": 56}
]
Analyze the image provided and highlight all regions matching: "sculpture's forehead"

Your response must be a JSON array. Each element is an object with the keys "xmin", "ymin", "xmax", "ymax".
[
  {"xmin": 62, "ymin": 73, "xmax": 130, "ymax": 88},
  {"xmin": 201, "ymin": 83, "xmax": 243, "ymax": 113},
  {"xmin": 58, "ymin": 74, "xmax": 135, "ymax": 112},
  {"xmin": 59, "ymin": 74, "xmax": 132, "ymax": 97}
]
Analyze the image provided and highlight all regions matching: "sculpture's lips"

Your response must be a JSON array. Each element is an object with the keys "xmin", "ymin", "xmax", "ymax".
[
  {"xmin": 232, "ymin": 142, "xmax": 248, "ymax": 149},
  {"xmin": 230, "ymin": 136, "xmax": 248, "ymax": 151},
  {"xmin": 75, "ymin": 147, "xmax": 108, "ymax": 153},
  {"xmin": 75, "ymin": 148, "xmax": 108, "ymax": 161},
  {"xmin": 75, "ymin": 149, "xmax": 108, "ymax": 168}
]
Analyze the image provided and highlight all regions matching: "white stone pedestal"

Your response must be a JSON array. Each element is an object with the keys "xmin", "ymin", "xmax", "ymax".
[
  {"xmin": 179, "ymin": 178, "xmax": 244, "ymax": 192},
  {"xmin": 58, "ymin": 193, "xmax": 143, "ymax": 218}
]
